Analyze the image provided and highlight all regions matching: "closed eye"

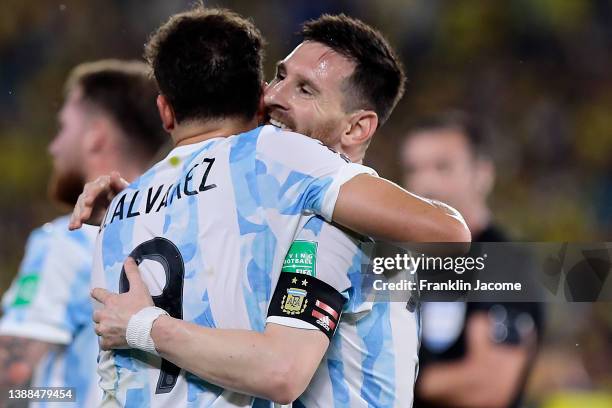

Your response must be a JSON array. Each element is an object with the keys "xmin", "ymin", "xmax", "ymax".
[{"xmin": 298, "ymin": 84, "xmax": 313, "ymax": 96}]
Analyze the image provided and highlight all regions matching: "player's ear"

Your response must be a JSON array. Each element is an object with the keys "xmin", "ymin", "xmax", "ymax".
[
  {"xmin": 342, "ymin": 110, "xmax": 378, "ymax": 147},
  {"xmin": 82, "ymin": 118, "xmax": 107, "ymax": 155},
  {"xmin": 157, "ymin": 94, "xmax": 175, "ymax": 132}
]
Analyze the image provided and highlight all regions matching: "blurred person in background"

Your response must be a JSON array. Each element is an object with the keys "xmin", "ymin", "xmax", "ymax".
[
  {"xmin": 400, "ymin": 111, "xmax": 544, "ymax": 408},
  {"xmin": 0, "ymin": 60, "xmax": 165, "ymax": 406}
]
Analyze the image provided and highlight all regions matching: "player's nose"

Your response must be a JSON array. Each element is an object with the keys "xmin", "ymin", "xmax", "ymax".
[{"xmin": 263, "ymin": 80, "xmax": 289, "ymax": 111}]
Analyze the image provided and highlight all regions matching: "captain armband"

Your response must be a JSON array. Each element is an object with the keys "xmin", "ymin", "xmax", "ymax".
[{"xmin": 267, "ymin": 272, "xmax": 346, "ymax": 340}]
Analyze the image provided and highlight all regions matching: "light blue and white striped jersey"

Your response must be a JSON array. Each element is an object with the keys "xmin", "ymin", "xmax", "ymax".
[
  {"xmin": 268, "ymin": 216, "xmax": 419, "ymax": 408},
  {"xmin": 91, "ymin": 125, "xmax": 375, "ymax": 407},
  {"xmin": 0, "ymin": 215, "xmax": 101, "ymax": 407}
]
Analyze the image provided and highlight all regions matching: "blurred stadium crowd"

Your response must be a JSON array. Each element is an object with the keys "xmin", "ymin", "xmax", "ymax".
[{"xmin": 0, "ymin": 0, "xmax": 610, "ymax": 406}]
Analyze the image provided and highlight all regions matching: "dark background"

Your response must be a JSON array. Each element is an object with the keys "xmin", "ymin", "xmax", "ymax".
[{"xmin": 1, "ymin": 1, "xmax": 610, "ymax": 405}]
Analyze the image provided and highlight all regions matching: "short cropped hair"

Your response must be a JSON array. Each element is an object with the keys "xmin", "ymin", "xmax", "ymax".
[
  {"xmin": 406, "ymin": 111, "xmax": 490, "ymax": 158},
  {"xmin": 144, "ymin": 7, "xmax": 265, "ymax": 123},
  {"xmin": 65, "ymin": 59, "xmax": 165, "ymax": 158},
  {"xmin": 300, "ymin": 14, "xmax": 406, "ymax": 126}
]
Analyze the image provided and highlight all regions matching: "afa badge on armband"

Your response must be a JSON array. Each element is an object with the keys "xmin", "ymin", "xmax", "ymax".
[
  {"xmin": 268, "ymin": 270, "xmax": 346, "ymax": 340},
  {"xmin": 281, "ymin": 287, "xmax": 308, "ymax": 315}
]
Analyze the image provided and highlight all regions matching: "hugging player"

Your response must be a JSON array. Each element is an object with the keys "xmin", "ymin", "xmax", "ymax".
[{"xmin": 72, "ymin": 7, "xmax": 469, "ymax": 407}]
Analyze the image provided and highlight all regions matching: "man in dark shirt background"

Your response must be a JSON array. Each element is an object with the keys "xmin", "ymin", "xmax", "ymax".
[{"xmin": 400, "ymin": 111, "xmax": 543, "ymax": 408}]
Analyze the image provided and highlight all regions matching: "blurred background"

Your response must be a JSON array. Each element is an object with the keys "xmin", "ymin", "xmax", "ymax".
[{"xmin": 0, "ymin": 0, "xmax": 610, "ymax": 406}]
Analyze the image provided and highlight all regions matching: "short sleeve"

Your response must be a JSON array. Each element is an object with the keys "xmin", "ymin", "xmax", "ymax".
[
  {"xmin": 256, "ymin": 126, "xmax": 377, "ymax": 221},
  {"xmin": 266, "ymin": 216, "xmax": 373, "ymax": 334},
  {"xmin": 0, "ymin": 219, "xmax": 96, "ymax": 344}
]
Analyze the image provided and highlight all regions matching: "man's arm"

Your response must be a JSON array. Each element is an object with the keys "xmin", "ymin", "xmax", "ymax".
[
  {"xmin": 0, "ymin": 225, "xmax": 74, "ymax": 399},
  {"xmin": 153, "ymin": 319, "xmax": 326, "ymax": 404},
  {"xmin": 92, "ymin": 258, "xmax": 328, "ymax": 404},
  {"xmin": 416, "ymin": 313, "xmax": 535, "ymax": 408},
  {"xmin": 0, "ymin": 337, "xmax": 57, "ymax": 399},
  {"xmin": 69, "ymin": 172, "xmax": 470, "ymax": 247},
  {"xmin": 334, "ymin": 174, "xmax": 470, "ymax": 244}
]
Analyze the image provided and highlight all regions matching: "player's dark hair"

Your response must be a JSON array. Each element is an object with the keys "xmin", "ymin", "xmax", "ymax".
[
  {"xmin": 406, "ymin": 111, "xmax": 490, "ymax": 158},
  {"xmin": 144, "ymin": 7, "xmax": 265, "ymax": 124},
  {"xmin": 300, "ymin": 14, "xmax": 406, "ymax": 127},
  {"xmin": 65, "ymin": 59, "xmax": 165, "ymax": 159}
]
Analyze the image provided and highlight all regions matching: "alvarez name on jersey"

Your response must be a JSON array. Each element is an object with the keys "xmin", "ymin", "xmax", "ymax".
[{"xmin": 91, "ymin": 125, "xmax": 376, "ymax": 407}]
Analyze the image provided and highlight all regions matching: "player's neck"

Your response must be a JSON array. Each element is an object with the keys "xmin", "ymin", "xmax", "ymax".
[
  {"xmin": 172, "ymin": 117, "xmax": 257, "ymax": 147},
  {"xmin": 337, "ymin": 141, "xmax": 367, "ymax": 164}
]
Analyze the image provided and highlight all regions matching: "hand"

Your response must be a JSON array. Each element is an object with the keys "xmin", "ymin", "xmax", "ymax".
[
  {"xmin": 91, "ymin": 257, "xmax": 154, "ymax": 350},
  {"xmin": 461, "ymin": 312, "xmax": 534, "ymax": 404},
  {"xmin": 416, "ymin": 312, "xmax": 536, "ymax": 407},
  {"xmin": 69, "ymin": 171, "xmax": 128, "ymax": 230},
  {"xmin": 465, "ymin": 312, "xmax": 536, "ymax": 361}
]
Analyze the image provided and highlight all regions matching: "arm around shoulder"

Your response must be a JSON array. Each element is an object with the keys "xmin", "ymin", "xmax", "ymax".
[
  {"xmin": 333, "ymin": 174, "xmax": 471, "ymax": 246},
  {"xmin": 151, "ymin": 316, "xmax": 328, "ymax": 404}
]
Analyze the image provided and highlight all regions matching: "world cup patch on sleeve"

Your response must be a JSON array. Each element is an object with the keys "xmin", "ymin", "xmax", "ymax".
[{"xmin": 282, "ymin": 240, "xmax": 317, "ymax": 276}]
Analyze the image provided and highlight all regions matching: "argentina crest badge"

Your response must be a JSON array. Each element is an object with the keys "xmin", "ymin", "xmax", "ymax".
[{"xmin": 281, "ymin": 287, "xmax": 308, "ymax": 315}]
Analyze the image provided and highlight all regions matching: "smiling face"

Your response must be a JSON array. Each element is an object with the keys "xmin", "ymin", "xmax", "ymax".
[{"xmin": 263, "ymin": 41, "xmax": 357, "ymax": 150}]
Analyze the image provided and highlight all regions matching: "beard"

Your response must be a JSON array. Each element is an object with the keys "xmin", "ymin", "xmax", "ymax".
[
  {"xmin": 308, "ymin": 120, "xmax": 342, "ymax": 149},
  {"xmin": 48, "ymin": 168, "xmax": 85, "ymax": 208}
]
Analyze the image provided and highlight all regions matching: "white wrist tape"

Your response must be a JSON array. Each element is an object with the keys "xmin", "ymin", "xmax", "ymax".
[{"xmin": 126, "ymin": 306, "xmax": 169, "ymax": 355}]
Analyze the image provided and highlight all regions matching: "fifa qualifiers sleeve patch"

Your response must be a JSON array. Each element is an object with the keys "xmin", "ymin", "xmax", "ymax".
[
  {"xmin": 12, "ymin": 274, "xmax": 40, "ymax": 307},
  {"xmin": 282, "ymin": 240, "xmax": 317, "ymax": 276},
  {"xmin": 267, "ymin": 272, "xmax": 346, "ymax": 340}
]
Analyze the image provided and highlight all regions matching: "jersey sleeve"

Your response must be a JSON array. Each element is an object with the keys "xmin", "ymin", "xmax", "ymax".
[
  {"xmin": 0, "ymin": 221, "xmax": 95, "ymax": 345},
  {"xmin": 255, "ymin": 126, "xmax": 378, "ymax": 221},
  {"xmin": 266, "ymin": 216, "xmax": 373, "ymax": 339}
]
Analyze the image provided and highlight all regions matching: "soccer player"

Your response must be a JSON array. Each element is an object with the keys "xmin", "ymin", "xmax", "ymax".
[
  {"xmin": 0, "ymin": 60, "xmax": 165, "ymax": 406},
  {"xmin": 400, "ymin": 112, "xmax": 542, "ymax": 408},
  {"xmin": 94, "ymin": 13, "xmax": 420, "ymax": 407},
  {"xmin": 262, "ymin": 15, "xmax": 420, "ymax": 407},
  {"xmin": 75, "ymin": 7, "xmax": 468, "ymax": 407}
]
